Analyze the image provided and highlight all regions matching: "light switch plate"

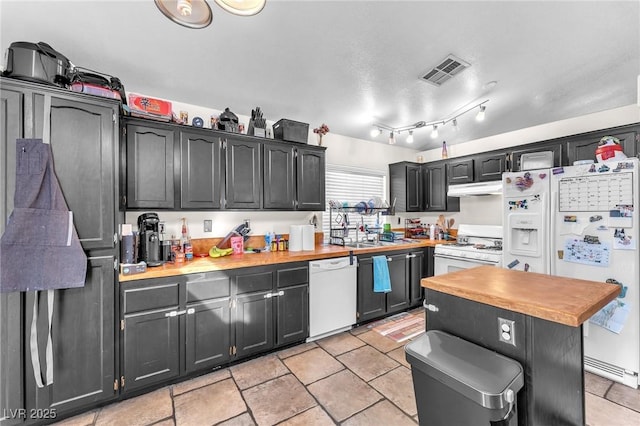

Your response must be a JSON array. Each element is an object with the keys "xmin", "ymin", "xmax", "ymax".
[{"xmin": 204, "ymin": 220, "xmax": 212, "ymax": 232}]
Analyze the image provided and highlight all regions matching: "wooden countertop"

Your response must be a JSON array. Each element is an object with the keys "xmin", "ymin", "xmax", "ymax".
[
  {"xmin": 120, "ymin": 238, "xmax": 449, "ymax": 282},
  {"xmin": 421, "ymin": 266, "xmax": 620, "ymax": 327}
]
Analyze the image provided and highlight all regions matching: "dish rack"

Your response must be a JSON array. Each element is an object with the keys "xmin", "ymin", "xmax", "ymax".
[{"xmin": 328, "ymin": 202, "xmax": 395, "ymax": 246}]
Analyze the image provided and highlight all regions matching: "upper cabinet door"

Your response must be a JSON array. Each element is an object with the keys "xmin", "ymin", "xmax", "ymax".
[
  {"xmin": 422, "ymin": 163, "xmax": 447, "ymax": 211},
  {"xmin": 263, "ymin": 142, "xmax": 295, "ymax": 209},
  {"xmin": 225, "ymin": 138, "xmax": 261, "ymax": 209},
  {"xmin": 126, "ymin": 124, "xmax": 175, "ymax": 209},
  {"xmin": 296, "ymin": 147, "xmax": 325, "ymax": 210},
  {"xmin": 566, "ymin": 130, "xmax": 636, "ymax": 164},
  {"xmin": 447, "ymin": 159, "xmax": 474, "ymax": 184},
  {"xmin": 474, "ymin": 153, "xmax": 507, "ymax": 181},
  {"xmin": 180, "ymin": 131, "xmax": 222, "ymax": 209},
  {"xmin": 48, "ymin": 95, "xmax": 117, "ymax": 250}
]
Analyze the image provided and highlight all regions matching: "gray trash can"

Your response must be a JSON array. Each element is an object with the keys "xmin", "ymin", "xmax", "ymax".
[{"xmin": 405, "ymin": 330, "xmax": 524, "ymax": 426}]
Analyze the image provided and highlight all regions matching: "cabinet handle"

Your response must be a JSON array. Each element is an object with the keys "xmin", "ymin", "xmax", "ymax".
[
  {"xmin": 263, "ymin": 290, "xmax": 285, "ymax": 299},
  {"xmin": 387, "ymin": 257, "xmax": 392, "ymax": 262},
  {"xmin": 186, "ymin": 308, "xmax": 195, "ymax": 315},
  {"xmin": 165, "ymin": 309, "xmax": 188, "ymax": 317},
  {"xmin": 406, "ymin": 254, "xmax": 417, "ymax": 258}
]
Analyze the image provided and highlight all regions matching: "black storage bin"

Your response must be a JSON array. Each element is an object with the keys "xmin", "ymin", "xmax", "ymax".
[
  {"xmin": 405, "ymin": 330, "xmax": 523, "ymax": 426},
  {"xmin": 273, "ymin": 119, "xmax": 309, "ymax": 144}
]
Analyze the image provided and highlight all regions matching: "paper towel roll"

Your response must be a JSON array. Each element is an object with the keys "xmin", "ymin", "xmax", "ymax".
[
  {"xmin": 302, "ymin": 225, "xmax": 315, "ymax": 250},
  {"xmin": 289, "ymin": 225, "xmax": 303, "ymax": 251}
]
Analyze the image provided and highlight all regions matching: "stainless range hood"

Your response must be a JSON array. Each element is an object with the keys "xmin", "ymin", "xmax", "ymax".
[{"xmin": 447, "ymin": 181, "xmax": 503, "ymax": 197}]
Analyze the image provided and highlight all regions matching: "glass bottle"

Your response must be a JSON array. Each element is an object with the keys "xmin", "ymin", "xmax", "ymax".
[{"xmin": 441, "ymin": 141, "xmax": 448, "ymax": 159}]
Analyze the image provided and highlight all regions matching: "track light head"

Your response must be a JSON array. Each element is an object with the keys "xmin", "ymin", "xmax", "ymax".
[
  {"xmin": 430, "ymin": 125, "xmax": 439, "ymax": 139},
  {"xmin": 388, "ymin": 131, "xmax": 396, "ymax": 145},
  {"xmin": 476, "ymin": 105, "xmax": 486, "ymax": 122},
  {"xmin": 406, "ymin": 131, "xmax": 414, "ymax": 143},
  {"xmin": 370, "ymin": 127, "xmax": 382, "ymax": 138}
]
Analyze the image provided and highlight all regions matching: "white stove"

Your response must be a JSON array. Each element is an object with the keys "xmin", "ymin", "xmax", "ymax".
[{"xmin": 434, "ymin": 224, "xmax": 503, "ymax": 275}]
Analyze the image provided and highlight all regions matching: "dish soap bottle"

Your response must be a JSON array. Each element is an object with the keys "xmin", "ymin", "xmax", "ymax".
[{"xmin": 181, "ymin": 218, "xmax": 193, "ymax": 260}]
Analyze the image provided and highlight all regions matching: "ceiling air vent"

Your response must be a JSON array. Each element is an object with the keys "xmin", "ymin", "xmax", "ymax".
[{"xmin": 421, "ymin": 54, "xmax": 470, "ymax": 86}]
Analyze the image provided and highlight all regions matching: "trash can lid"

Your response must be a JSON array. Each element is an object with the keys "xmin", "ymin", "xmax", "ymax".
[{"xmin": 405, "ymin": 330, "xmax": 524, "ymax": 410}]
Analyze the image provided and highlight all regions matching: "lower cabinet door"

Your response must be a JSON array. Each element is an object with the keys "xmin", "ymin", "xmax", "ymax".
[
  {"xmin": 409, "ymin": 251, "xmax": 425, "ymax": 307},
  {"xmin": 235, "ymin": 291, "xmax": 274, "ymax": 359},
  {"xmin": 276, "ymin": 284, "xmax": 308, "ymax": 346},
  {"xmin": 357, "ymin": 257, "xmax": 386, "ymax": 322},
  {"xmin": 185, "ymin": 298, "xmax": 231, "ymax": 373},
  {"xmin": 123, "ymin": 308, "xmax": 180, "ymax": 392},
  {"xmin": 25, "ymin": 256, "xmax": 117, "ymax": 415},
  {"xmin": 386, "ymin": 254, "xmax": 410, "ymax": 313}
]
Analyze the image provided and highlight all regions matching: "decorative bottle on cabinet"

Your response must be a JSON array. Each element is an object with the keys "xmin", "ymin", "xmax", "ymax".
[{"xmin": 441, "ymin": 141, "xmax": 448, "ymax": 159}]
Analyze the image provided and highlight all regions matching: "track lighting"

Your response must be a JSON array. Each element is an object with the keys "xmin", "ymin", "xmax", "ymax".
[
  {"xmin": 369, "ymin": 99, "xmax": 488, "ymax": 144},
  {"xmin": 214, "ymin": 0, "xmax": 266, "ymax": 16},
  {"xmin": 476, "ymin": 105, "xmax": 486, "ymax": 122}
]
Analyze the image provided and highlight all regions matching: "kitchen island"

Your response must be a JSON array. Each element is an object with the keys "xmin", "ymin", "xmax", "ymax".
[{"xmin": 420, "ymin": 266, "xmax": 620, "ymax": 426}]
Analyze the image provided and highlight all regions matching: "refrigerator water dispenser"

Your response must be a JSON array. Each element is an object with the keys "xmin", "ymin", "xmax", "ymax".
[{"xmin": 508, "ymin": 214, "xmax": 542, "ymax": 257}]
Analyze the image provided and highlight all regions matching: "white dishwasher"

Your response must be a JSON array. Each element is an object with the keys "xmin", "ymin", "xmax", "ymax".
[{"xmin": 308, "ymin": 256, "xmax": 358, "ymax": 341}]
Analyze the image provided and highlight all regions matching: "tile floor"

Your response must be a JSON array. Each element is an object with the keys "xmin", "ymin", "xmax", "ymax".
[{"xmin": 56, "ymin": 310, "xmax": 640, "ymax": 426}]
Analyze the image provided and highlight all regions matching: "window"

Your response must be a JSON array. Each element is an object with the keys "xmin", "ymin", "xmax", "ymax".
[{"xmin": 323, "ymin": 165, "xmax": 386, "ymax": 244}]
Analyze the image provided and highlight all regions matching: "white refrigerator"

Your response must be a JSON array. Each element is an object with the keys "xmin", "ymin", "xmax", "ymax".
[{"xmin": 503, "ymin": 158, "xmax": 640, "ymax": 388}]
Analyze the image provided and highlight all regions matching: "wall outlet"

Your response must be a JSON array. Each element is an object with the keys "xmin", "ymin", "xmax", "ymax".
[
  {"xmin": 159, "ymin": 222, "xmax": 165, "ymax": 234},
  {"xmin": 498, "ymin": 317, "xmax": 516, "ymax": 346},
  {"xmin": 204, "ymin": 220, "xmax": 212, "ymax": 233},
  {"xmin": 243, "ymin": 219, "xmax": 250, "ymax": 229}
]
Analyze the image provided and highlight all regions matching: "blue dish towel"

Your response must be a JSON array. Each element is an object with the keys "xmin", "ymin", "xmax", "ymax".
[{"xmin": 373, "ymin": 255, "xmax": 392, "ymax": 293}]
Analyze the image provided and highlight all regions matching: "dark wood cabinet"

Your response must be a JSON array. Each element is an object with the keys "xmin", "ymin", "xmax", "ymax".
[
  {"xmin": 121, "ymin": 272, "xmax": 233, "ymax": 391},
  {"xmin": 184, "ymin": 273, "xmax": 232, "ymax": 373},
  {"xmin": 447, "ymin": 159, "xmax": 474, "ymax": 184},
  {"xmin": 422, "ymin": 162, "xmax": 459, "ymax": 212},
  {"xmin": 263, "ymin": 142, "xmax": 295, "ymax": 209},
  {"xmin": 27, "ymin": 255, "xmax": 117, "ymax": 411},
  {"xmin": 234, "ymin": 263, "xmax": 309, "ymax": 357},
  {"xmin": 180, "ymin": 131, "xmax": 222, "ymax": 209},
  {"xmin": 409, "ymin": 250, "xmax": 426, "ymax": 307},
  {"xmin": 296, "ymin": 147, "xmax": 326, "ymax": 210},
  {"xmin": 0, "ymin": 85, "xmax": 23, "ymax": 425},
  {"xmin": 566, "ymin": 129, "xmax": 636, "ymax": 164},
  {"xmin": 474, "ymin": 152, "xmax": 507, "ymax": 181},
  {"xmin": 386, "ymin": 254, "xmax": 410, "ymax": 314},
  {"xmin": 126, "ymin": 123, "xmax": 175, "ymax": 209},
  {"xmin": 234, "ymin": 268, "xmax": 275, "ymax": 358},
  {"xmin": 1, "ymin": 79, "xmax": 120, "ymax": 420},
  {"xmin": 121, "ymin": 279, "xmax": 181, "ymax": 392},
  {"xmin": 357, "ymin": 249, "xmax": 424, "ymax": 322},
  {"xmin": 389, "ymin": 162, "xmax": 422, "ymax": 212},
  {"xmin": 225, "ymin": 137, "xmax": 261, "ymax": 209},
  {"xmin": 510, "ymin": 142, "xmax": 563, "ymax": 172}
]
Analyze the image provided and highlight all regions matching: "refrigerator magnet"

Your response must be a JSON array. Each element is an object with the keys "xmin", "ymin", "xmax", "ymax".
[
  {"xmin": 552, "ymin": 167, "xmax": 564, "ymax": 175},
  {"xmin": 506, "ymin": 259, "xmax": 520, "ymax": 269}
]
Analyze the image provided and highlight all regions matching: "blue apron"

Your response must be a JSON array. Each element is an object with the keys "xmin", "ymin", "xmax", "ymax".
[{"xmin": 0, "ymin": 138, "xmax": 87, "ymax": 387}]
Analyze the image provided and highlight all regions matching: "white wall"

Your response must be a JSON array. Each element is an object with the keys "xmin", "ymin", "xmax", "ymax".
[{"xmin": 125, "ymin": 98, "xmax": 639, "ymax": 238}]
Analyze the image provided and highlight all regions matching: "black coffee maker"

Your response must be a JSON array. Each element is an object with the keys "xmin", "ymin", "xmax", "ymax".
[{"xmin": 137, "ymin": 213, "xmax": 162, "ymax": 266}]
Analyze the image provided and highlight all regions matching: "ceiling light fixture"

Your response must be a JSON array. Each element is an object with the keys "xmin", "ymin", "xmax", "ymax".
[
  {"xmin": 214, "ymin": 0, "xmax": 266, "ymax": 16},
  {"xmin": 155, "ymin": 0, "xmax": 213, "ymax": 28},
  {"xmin": 156, "ymin": 0, "xmax": 266, "ymax": 28},
  {"xmin": 388, "ymin": 131, "xmax": 396, "ymax": 145},
  {"xmin": 369, "ymin": 99, "xmax": 489, "ymax": 144},
  {"xmin": 476, "ymin": 105, "xmax": 486, "ymax": 122}
]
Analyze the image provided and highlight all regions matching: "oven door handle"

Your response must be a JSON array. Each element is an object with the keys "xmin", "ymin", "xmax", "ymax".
[{"xmin": 433, "ymin": 253, "xmax": 499, "ymax": 265}]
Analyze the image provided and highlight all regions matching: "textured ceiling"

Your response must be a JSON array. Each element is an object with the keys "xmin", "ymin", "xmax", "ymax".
[{"xmin": 1, "ymin": 0, "xmax": 638, "ymax": 151}]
